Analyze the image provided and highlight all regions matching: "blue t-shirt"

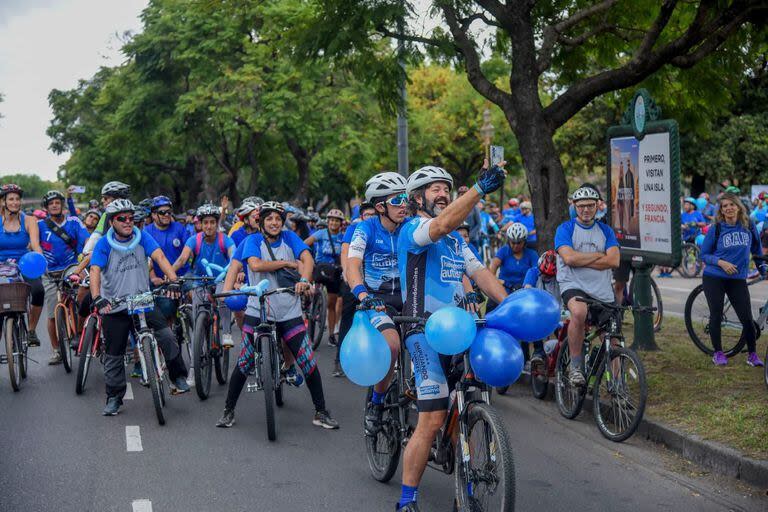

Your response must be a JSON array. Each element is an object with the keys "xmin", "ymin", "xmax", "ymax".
[
  {"xmin": 700, "ymin": 222, "xmax": 761, "ymax": 280},
  {"xmin": 230, "ymin": 226, "xmax": 248, "ymax": 247},
  {"xmin": 523, "ymin": 267, "xmax": 540, "ymax": 288},
  {"xmin": 144, "ymin": 221, "xmax": 189, "ymax": 278},
  {"xmin": 494, "ymin": 245, "xmax": 538, "ymax": 290},
  {"xmin": 348, "ymin": 216, "xmax": 402, "ymax": 296},
  {"xmin": 38, "ymin": 216, "xmax": 89, "ymax": 272},
  {"xmin": 750, "ymin": 205, "xmax": 768, "ymax": 224},
  {"xmin": 681, "ymin": 211, "xmax": 705, "ymax": 240},
  {"xmin": 702, "ymin": 203, "xmax": 717, "ymax": 219},
  {"xmin": 516, "ymin": 213, "xmax": 536, "ymax": 243},
  {"xmin": 0, "ymin": 212, "xmax": 31, "ymax": 262},
  {"xmin": 342, "ymin": 224, "xmax": 357, "ymax": 244},
  {"xmin": 398, "ymin": 217, "xmax": 484, "ymax": 316},
  {"xmin": 184, "ymin": 233, "xmax": 234, "ymax": 276},
  {"xmin": 312, "ymin": 229, "xmax": 343, "ymax": 264}
]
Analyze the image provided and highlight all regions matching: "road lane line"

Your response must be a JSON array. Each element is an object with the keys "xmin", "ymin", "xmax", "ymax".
[
  {"xmin": 132, "ymin": 499, "xmax": 153, "ymax": 512},
  {"xmin": 126, "ymin": 426, "xmax": 143, "ymax": 452},
  {"xmin": 125, "ymin": 383, "xmax": 134, "ymax": 400}
]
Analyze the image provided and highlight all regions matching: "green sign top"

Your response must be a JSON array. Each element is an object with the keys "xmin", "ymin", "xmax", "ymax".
[{"xmin": 621, "ymin": 89, "xmax": 662, "ymax": 141}]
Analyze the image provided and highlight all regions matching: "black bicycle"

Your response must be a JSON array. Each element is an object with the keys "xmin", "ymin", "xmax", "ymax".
[
  {"xmin": 0, "ymin": 279, "xmax": 30, "ymax": 391},
  {"xmin": 555, "ymin": 297, "xmax": 649, "ymax": 442},
  {"xmin": 303, "ymin": 282, "xmax": 327, "ymax": 351},
  {"xmin": 363, "ymin": 311, "xmax": 515, "ymax": 512}
]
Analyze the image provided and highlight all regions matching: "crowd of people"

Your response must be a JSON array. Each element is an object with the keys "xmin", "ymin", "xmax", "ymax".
[{"xmin": 1, "ymin": 166, "xmax": 766, "ymax": 511}]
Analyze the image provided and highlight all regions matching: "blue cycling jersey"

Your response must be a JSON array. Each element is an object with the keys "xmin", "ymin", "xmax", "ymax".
[
  {"xmin": 398, "ymin": 217, "xmax": 484, "ymax": 316},
  {"xmin": 144, "ymin": 221, "xmax": 189, "ymax": 278},
  {"xmin": 38, "ymin": 216, "xmax": 89, "ymax": 272},
  {"xmin": 348, "ymin": 216, "xmax": 403, "ymax": 296},
  {"xmin": 312, "ymin": 228, "xmax": 343, "ymax": 264}
]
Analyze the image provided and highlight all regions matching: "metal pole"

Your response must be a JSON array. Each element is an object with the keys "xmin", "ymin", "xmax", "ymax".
[
  {"xmin": 396, "ymin": 9, "xmax": 409, "ymax": 178},
  {"xmin": 630, "ymin": 263, "xmax": 659, "ymax": 351}
]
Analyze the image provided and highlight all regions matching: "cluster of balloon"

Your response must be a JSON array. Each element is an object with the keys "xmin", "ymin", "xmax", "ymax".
[
  {"xmin": 18, "ymin": 252, "xmax": 47, "ymax": 279},
  {"xmin": 201, "ymin": 258, "xmax": 229, "ymax": 283},
  {"xmin": 486, "ymin": 288, "xmax": 560, "ymax": 342},
  {"xmin": 424, "ymin": 306, "xmax": 477, "ymax": 355},
  {"xmin": 470, "ymin": 328, "xmax": 524, "ymax": 387},
  {"xmin": 695, "ymin": 197, "xmax": 708, "ymax": 211},
  {"xmin": 340, "ymin": 311, "xmax": 392, "ymax": 386}
]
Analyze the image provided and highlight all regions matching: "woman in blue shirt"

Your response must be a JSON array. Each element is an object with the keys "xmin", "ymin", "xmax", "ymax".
[
  {"xmin": 487, "ymin": 223, "xmax": 538, "ymax": 312},
  {"xmin": 699, "ymin": 192, "xmax": 764, "ymax": 367}
]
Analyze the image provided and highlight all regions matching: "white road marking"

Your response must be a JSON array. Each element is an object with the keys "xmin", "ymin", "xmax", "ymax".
[
  {"xmin": 126, "ymin": 426, "xmax": 143, "ymax": 452},
  {"xmin": 125, "ymin": 383, "xmax": 134, "ymax": 400},
  {"xmin": 132, "ymin": 499, "xmax": 153, "ymax": 512}
]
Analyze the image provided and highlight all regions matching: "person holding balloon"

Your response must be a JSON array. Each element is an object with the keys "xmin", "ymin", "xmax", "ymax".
[
  {"xmin": 486, "ymin": 222, "xmax": 538, "ymax": 312},
  {"xmin": 346, "ymin": 172, "xmax": 409, "ymax": 435},
  {"xmin": 0, "ymin": 183, "xmax": 46, "ymax": 348},
  {"xmin": 391, "ymin": 162, "xmax": 509, "ymax": 512}
]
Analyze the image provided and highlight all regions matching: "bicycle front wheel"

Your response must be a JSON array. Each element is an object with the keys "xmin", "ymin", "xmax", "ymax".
[
  {"xmin": 678, "ymin": 243, "xmax": 702, "ymax": 278},
  {"xmin": 684, "ymin": 284, "xmax": 747, "ymax": 357},
  {"xmin": 454, "ymin": 402, "xmax": 515, "ymax": 512},
  {"xmin": 55, "ymin": 306, "xmax": 72, "ymax": 373},
  {"xmin": 213, "ymin": 318, "xmax": 228, "ymax": 385},
  {"xmin": 593, "ymin": 347, "xmax": 647, "ymax": 442},
  {"xmin": 261, "ymin": 335, "xmax": 277, "ymax": 441},
  {"xmin": 629, "ymin": 277, "xmax": 664, "ymax": 333},
  {"xmin": 140, "ymin": 336, "xmax": 166, "ymax": 426},
  {"xmin": 364, "ymin": 384, "xmax": 402, "ymax": 483},
  {"xmin": 5, "ymin": 316, "xmax": 20, "ymax": 391},
  {"xmin": 76, "ymin": 316, "xmax": 97, "ymax": 395},
  {"xmin": 193, "ymin": 311, "xmax": 212, "ymax": 400},
  {"xmin": 309, "ymin": 287, "xmax": 327, "ymax": 351},
  {"xmin": 554, "ymin": 340, "xmax": 585, "ymax": 419}
]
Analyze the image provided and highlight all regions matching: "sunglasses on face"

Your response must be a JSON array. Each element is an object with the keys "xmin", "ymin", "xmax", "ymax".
[
  {"xmin": 385, "ymin": 194, "xmax": 408, "ymax": 207},
  {"xmin": 115, "ymin": 215, "xmax": 135, "ymax": 223},
  {"xmin": 156, "ymin": 209, "xmax": 173, "ymax": 216}
]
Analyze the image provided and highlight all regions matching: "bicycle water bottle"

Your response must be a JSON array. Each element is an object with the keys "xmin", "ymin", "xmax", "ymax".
[{"xmin": 543, "ymin": 339, "xmax": 557, "ymax": 355}]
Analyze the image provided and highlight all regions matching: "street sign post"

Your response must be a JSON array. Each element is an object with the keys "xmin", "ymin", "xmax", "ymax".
[{"xmin": 606, "ymin": 89, "xmax": 681, "ymax": 350}]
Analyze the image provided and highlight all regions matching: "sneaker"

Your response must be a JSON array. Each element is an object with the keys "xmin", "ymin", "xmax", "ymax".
[
  {"xmin": 283, "ymin": 365, "xmax": 304, "ymax": 387},
  {"xmin": 313, "ymin": 409, "xmax": 339, "ymax": 429},
  {"xmin": 396, "ymin": 502, "xmax": 420, "ymax": 512},
  {"xmin": 746, "ymin": 352, "xmax": 764, "ymax": 367},
  {"xmin": 530, "ymin": 353, "xmax": 546, "ymax": 375},
  {"xmin": 328, "ymin": 334, "xmax": 338, "ymax": 347},
  {"xmin": 364, "ymin": 402, "xmax": 384, "ymax": 436},
  {"xmin": 222, "ymin": 333, "xmax": 234, "ymax": 348},
  {"xmin": 216, "ymin": 408, "xmax": 235, "ymax": 428},
  {"xmin": 569, "ymin": 366, "xmax": 586, "ymax": 386},
  {"xmin": 102, "ymin": 396, "xmax": 122, "ymax": 416},
  {"xmin": 747, "ymin": 269, "xmax": 760, "ymax": 280},
  {"xmin": 48, "ymin": 351, "xmax": 63, "ymax": 365},
  {"xmin": 27, "ymin": 331, "xmax": 40, "ymax": 347},
  {"xmin": 171, "ymin": 376, "xmax": 190, "ymax": 394},
  {"xmin": 712, "ymin": 350, "xmax": 728, "ymax": 366},
  {"xmin": 130, "ymin": 362, "xmax": 143, "ymax": 379},
  {"xmin": 332, "ymin": 361, "xmax": 345, "ymax": 378}
]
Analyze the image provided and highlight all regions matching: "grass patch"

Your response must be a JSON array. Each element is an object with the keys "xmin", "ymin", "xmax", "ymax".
[{"xmin": 626, "ymin": 316, "xmax": 768, "ymax": 459}]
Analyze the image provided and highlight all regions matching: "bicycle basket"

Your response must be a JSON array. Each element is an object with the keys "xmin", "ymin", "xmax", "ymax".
[
  {"xmin": 125, "ymin": 292, "xmax": 155, "ymax": 314},
  {"xmin": 0, "ymin": 282, "xmax": 30, "ymax": 313}
]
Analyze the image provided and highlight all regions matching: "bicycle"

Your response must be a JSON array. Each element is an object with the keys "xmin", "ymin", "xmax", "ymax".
[
  {"xmin": 0, "ymin": 274, "xmax": 30, "ymax": 392},
  {"xmin": 303, "ymin": 282, "xmax": 327, "ymax": 351},
  {"xmin": 75, "ymin": 303, "xmax": 104, "ymax": 395},
  {"xmin": 624, "ymin": 272, "xmax": 663, "ymax": 332},
  {"xmin": 51, "ymin": 269, "xmax": 81, "ymax": 373},
  {"xmin": 678, "ymin": 240, "xmax": 702, "ymax": 278},
  {"xmin": 684, "ymin": 261, "xmax": 767, "ymax": 357},
  {"xmin": 110, "ymin": 286, "xmax": 174, "ymax": 425},
  {"xmin": 554, "ymin": 297, "xmax": 649, "ymax": 442},
  {"xmin": 184, "ymin": 275, "xmax": 229, "ymax": 400},
  {"xmin": 363, "ymin": 311, "xmax": 515, "ymax": 512},
  {"xmin": 174, "ymin": 294, "xmax": 195, "ymax": 381},
  {"xmin": 215, "ymin": 280, "xmax": 294, "ymax": 441}
]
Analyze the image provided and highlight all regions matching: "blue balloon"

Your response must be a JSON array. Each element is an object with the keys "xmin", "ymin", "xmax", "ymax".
[
  {"xmin": 340, "ymin": 311, "xmax": 392, "ymax": 386},
  {"xmin": 486, "ymin": 288, "xmax": 560, "ymax": 342},
  {"xmin": 425, "ymin": 306, "xmax": 477, "ymax": 355},
  {"xmin": 695, "ymin": 233, "xmax": 705, "ymax": 247},
  {"xmin": 696, "ymin": 198, "xmax": 708, "ymax": 211},
  {"xmin": 18, "ymin": 252, "xmax": 47, "ymax": 279},
  {"xmin": 224, "ymin": 293, "xmax": 248, "ymax": 312},
  {"xmin": 470, "ymin": 328, "xmax": 524, "ymax": 387}
]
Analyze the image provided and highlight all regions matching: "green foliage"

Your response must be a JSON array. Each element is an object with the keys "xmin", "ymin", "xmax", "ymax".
[{"xmin": 0, "ymin": 173, "xmax": 61, "ymax": 201}]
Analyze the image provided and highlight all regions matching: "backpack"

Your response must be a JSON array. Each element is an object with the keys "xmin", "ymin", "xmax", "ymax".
[{"xmin": 194, "ymin": 232, "xmax": 227, "ymax": 259}]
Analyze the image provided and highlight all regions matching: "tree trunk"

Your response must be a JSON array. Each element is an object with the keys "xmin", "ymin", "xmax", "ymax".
[
  {"xmin": 285, "ymin": 135, "xmax": 312, "ymax": 206},
  {"xmin": 690, "ymin": 172, "xmax": 706, "ymax": 197}
]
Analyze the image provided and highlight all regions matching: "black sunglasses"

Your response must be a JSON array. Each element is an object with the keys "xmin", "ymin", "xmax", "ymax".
[
  {"xmin": 114, "ymin": 215, "xmax": 135, "ymax": 223},
  {"xmin": 156, "ymin": 209, "xmax": 173, "ymax": 216}
]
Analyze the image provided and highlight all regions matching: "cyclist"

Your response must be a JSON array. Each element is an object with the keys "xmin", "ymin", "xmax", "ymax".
[
  {"xmin": 395, "ymin": 163, "xmax": 508, "ymax": 511},
  {"xmin": 681, "ymin": 197, "xmax": 706, "ymax": 242},
  {"xmin": 216, "ymin": 201, "xmax": 338, "ymax": 430},
  {"xmin": 347, "ymin": 172, "xmax": 408, "ymax": 433},
  {"xmin": 83, "ymin": 209, "xmax": 102, "ymax": 234},
  {"xmin": 90, "ymin": 199, "xmax": 189, "ymax": 416},
  {"xmin": 229, "ymin": 198, "xmax": 262, "ymax": 247},
  {"xmin": 304, "ymin": 209, "xmax": 345, "ymax": 347},
  {"xmin": 555, "ymin": 184, "xmax": 620, "ymax": 386},
  {"xmin": 38, "ymin": 190, "xmax": 89, "ymax": 363},
  {"xmin": 488, "ymin": 222, "xmax": 538, "ymax": 310},
  {"xmin": 0, "ymin": 184, "xmax": 45, "ymax": 347},
  {"xmin": 523, "ymin": 250, "xmax": 560, "ymax": 369},
  {"xmin": 82, "ymin": 181, "xmax": 132, "ymax": 256},
  {"xmin": 172, "ymin": 204, "xmax": 236, "ymax": 348}
]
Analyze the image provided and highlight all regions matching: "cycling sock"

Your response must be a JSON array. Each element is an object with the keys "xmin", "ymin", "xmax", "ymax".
[
  {"xmin": 371, "ymin": 390, "xmax": 385, "ymax": 405},
  {"xmin": 398, "ymin": 485, "xmax": 418, "ymax": 507},
  {"xmin": 570, "ymin": 355, "xmax": 584, "ymax": 371}
]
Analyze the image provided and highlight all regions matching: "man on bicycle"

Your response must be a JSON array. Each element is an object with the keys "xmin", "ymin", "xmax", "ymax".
[
  {"xmin": 90, "ymin": 199, "xmax": 190, "ymax": 416},
  {"xmin": 346, "ymin": 172, "xmax": 408, "ymax": 434},
  {"xmin": 38, "ymin": 190, "xmax": 89, "ymax": 364},
  {"xmin": 555, "ymin": 184, "xmax": 620, "ymax": 386},
  {"xmin": 395, "ymin": 163, "xmax": 508, "ymax": 512},
  {"xmin": 216, "ymin": 201, "xmax": 338, "ymax": 430}
]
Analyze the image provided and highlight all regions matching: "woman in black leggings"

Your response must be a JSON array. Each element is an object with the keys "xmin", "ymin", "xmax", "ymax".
[{"xmin": 699, "ymin": 192, "xmax": 764, "ymax": 367}]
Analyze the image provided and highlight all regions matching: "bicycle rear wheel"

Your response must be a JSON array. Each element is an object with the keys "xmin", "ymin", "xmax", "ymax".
[
  {"xmin": 5, "ymin": 316, "xmax": 20, "ymax": 391},
  {"xmin": 629, "ymin": 276, "xmax": 663, "ymax": 333},
  {"xmin": 261, "ymin": 335, "xmax": 277, "ymax": 441},
  {"xmin": 530, "ymin": 358, "xmax": 549, "ymax": 399},
  {"xmin": 593, "ymin": 347, "xmax": 647, "ymax": 442},
  {"xmin": 364, "ymin": 384, "xmax": 402, "ymax": 483},
  {"xmin": 55, "ymin": 306, "xmax": 72, "ymax": 373},
  {"xmin": 193, "ymin": 310, "xmax": 213, "ymax": 400},
  {"xmin": 214, "ymin": 318, "xmax": 228, "ymax": 385},
  {"xmin": 554, "ymin": 340, "xmax": 585, "ymax": 419},
  {"xmin": 454, "ymin": 402, "xmax": 515, "ymax": 512},
  {"xmin": 179, "ymin": 307, "xmax": 195, "ymax": 370},
  {"xmin": 76, "ymin": 316, "xmax": 97, "ymax": 395},
  {"xmin": 684, "ymin": 284, "xmax": 748, "ymax": 357},
  {"xmin": 309, "ymin": 287, "xmax": 327, "ymax": 351},
  {"xmin": 678, "ymin": 243, "xmax": 702, "ymax": 278},
  {"xmin": 140, "ymin": 336, "xmax": 165, "ymax": 426},
  {"xmin": 16, "ymin": 316, "xmax": 27, "ymax": 379}
]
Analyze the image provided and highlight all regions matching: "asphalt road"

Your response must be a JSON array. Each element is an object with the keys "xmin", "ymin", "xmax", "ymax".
[
  {"xmin": 653, "ymin": 273, "xmax": 768, "ymax": 319},
  {"xmin": 1, "ymin": 325, "xmax": 766, "ymax": 512}
]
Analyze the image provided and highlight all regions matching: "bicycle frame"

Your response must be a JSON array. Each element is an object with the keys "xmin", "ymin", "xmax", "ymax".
[
  {"xmin": 77, "ymin": 310, "xmax": 103, "ymax": 357},
  {"xmin": 54, "ymin": 281, "xmax": 79, "ymax": 343}
]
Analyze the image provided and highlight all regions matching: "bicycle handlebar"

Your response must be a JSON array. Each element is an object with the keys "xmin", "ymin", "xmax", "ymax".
[{"xmin": 575, "ymin": 296, "xmax": 656, "ymax": 313}]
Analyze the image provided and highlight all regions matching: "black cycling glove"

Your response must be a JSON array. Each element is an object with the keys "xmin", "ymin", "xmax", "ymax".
[
  {"xmin": 475, "ymin": 165, "xmax": 506, "ymax": 195},
  {"xmin": 92, "ymin": 295, "xmax": 110, "ymax": 312},
  {"xmin": 360, "ymin": 295, "xmax": 386, "ymax": 310}
]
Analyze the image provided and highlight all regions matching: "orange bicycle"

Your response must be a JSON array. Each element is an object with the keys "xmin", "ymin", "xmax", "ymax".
[{"xmin": 52, "ymin": 266, "xmax": 82, "ymax": 373}]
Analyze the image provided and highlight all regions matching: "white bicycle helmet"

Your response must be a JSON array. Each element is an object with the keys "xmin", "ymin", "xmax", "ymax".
[
  {"xmin": 506, "ymin": 222, "xmax": 528, "ymax": 243},
  {"xmin": 236, "ymin": 201, "xmax": 260, "ymax": 219},
  {"xmin": 260, "ymin": 201, "xmax": 287, "ymax": 220},
  {"xmin": 406, "ymin": 166, "xmax": 454, "ymax": 196},
  {"xmin": 364, "ymin": 172, "xmax": 407, "ymax": 202},
  {"xmin": 196, "ymin": 203, "xmax": 221, "ymax": 219},
  {"xmin": 105, "ymin": 198, "xmax": 135, "ymax": 217},
  {"xmin": 101, "ymin": 181, "xmax": 131, "ymax": 198},
  {"xmin": 326, "ymin": 208, "xmax": 345, "ymax": 221},
  {"xmin": 571, "ymin": 185, "xmax": 601, "ymax": 203}
]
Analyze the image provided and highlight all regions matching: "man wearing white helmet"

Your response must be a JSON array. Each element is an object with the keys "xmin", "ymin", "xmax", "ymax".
[
  {"xmin": 394, "ymin": 161, "xmax": 509, "ymax": 512},
  {"xmin": 555, "ymin": 183, "xmax": 620, "ymax": 387}
]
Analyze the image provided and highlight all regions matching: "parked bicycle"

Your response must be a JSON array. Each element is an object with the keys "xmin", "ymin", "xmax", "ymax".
[
  {"xmin": 0, "ymin": 268, "xmax": 30, "ymax": 392},
  {"xmin": 678, "ymin": 240, "xmax": 702, "ymax": 278},
  {"xmin": 363, "ymin": 312, "xmax": 515, "ymax": 512},
  {"xmin": 555, "ymin": 297, "xmax": 649, "ymax": 442},
  {"xmin": 623, "ymin": 272, "xmax": 663, "ymax": 332}
]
